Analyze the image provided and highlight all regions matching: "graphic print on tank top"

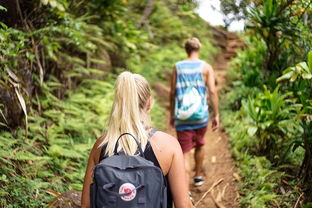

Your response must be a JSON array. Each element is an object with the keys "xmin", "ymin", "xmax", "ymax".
[{"xmin": 175, "ymin": 60, "xmax": 209, "ymax": 131}]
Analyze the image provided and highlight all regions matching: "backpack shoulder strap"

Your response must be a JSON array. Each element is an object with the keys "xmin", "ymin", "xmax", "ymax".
[
  {"xmin": 99, "ymin": 129, "xmax": 157, "ymax": 162},
  {"xmin": 148, "ymin": 128, "xmax": 157, "ymax": 139}
]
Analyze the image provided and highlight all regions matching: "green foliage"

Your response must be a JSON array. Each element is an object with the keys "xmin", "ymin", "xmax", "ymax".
[
  {"xmin": 0, "ymin": 24, "xmax": 30, "ymax": 77},
  {"xmin": 222, "ymin": 103, "xmax": 301, "ymax": 207},
  {"xmin": 149, "ymin": 1, "xmax": 186, "ymax": 42},
  {"xmin": 150, "ymin": 98, "xmax": 167, "ymax": 130},
  {"xmin": 0, "ymin": 77, "xmax": 113, "ymax": 206},
  {"xmin": 222, "ymin": 30, "xmax": 311, "ymax": 207},
  {"xmin": 228, "ymin": 37, "xmax": 265, "ymax": 87},
  {"xmin": 302, "ymin": 203, "xmax": 312, "ymax": 208},
  {"xmin": 246, "ymin": 0, "xmax": 312, "ymax": 72},
  {"xmin": 220, "ymin": 0, "xmax": 312, "ymax": 205},
  {"xmin": 225, "ymin": 37, "xmax": 265, "ymax": 111},
  {"xmin": 277, "ymin": 51, "xmax": 312, "ymax": 192},
  {"xmin": 237, "ymin": 155, "xmax": 279, "ymax": 207},
  {"xmin": 242, "ymin": 86, "xmax": 303, "ymax": 162}
]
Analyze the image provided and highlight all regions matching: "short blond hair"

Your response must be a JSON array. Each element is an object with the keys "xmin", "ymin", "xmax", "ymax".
[{"xmin": 185, "ymin": 37, "xmax": 201, "ymax": 55}]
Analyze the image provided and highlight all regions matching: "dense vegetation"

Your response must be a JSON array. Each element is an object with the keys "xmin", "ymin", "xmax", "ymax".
[
  {"xmin": 221, "ymin": 0, "xmax": 312, "ymax": 207},
  {"xmin": 1, "ymin": 0, "xmax": 311, "ymax": 207},
  {"xmin": 0, "ymin": 0, "xmax": 217, "ymax": 207}
]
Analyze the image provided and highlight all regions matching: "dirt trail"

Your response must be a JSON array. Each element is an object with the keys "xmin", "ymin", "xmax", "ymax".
[{"xmin": 153, "ymin": 28, "xmax": 244, "ymax": 208}]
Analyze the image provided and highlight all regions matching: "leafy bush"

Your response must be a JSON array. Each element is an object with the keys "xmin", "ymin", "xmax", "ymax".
[
  {"xmin": 242, "ymin": 86, "xmax": 303, "ymax": 162},
  {"xmin": 222, "ymin": 104, "xmax": 300, "ymax": 208},
  {"xmin": 277, "ymin": 51, "xmax": 312, "ymax": 201},
  {"xmin": 222, "ymin": 32, "xmax": 310, "ymax": 208},
  {"xmin": 228, "ymin": 37, "xmax": 265, "ymax": 87},
  {"xmin": 246, "ymin": 0, "xmax": 312, "ymax": 71},
  {"xmin": 224, "ymin": 37, "xmax": 265, "ymax": 111}
]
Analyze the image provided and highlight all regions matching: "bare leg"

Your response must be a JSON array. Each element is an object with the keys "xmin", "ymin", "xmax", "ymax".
[
  {"xmin": 194, "ymin": 145, "xmax": 205, "ymax": 177},
  {"xmin": 183, "ymin": 151, "xmax": 192, "ymax": 189}
]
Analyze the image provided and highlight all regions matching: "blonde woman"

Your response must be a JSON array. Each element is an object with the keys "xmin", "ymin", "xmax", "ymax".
[{"xmin": 81, "ymin": 71, "xmax": 192, "ymax": 208}]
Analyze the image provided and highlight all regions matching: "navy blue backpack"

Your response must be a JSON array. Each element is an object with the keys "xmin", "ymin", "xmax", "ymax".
[{"xmin": 90, "ymin": 133, "xmax": 167, "ymax": 208}]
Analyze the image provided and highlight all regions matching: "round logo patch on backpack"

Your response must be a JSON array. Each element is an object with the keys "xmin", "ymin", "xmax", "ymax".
[{"xmin": 119, "ymin": 183, "xmax": 136, "ymax": 201}]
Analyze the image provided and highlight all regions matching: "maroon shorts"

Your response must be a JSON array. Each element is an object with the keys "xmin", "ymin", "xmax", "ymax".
[{"xmin": 176, "ymin": 126, "xmax": 207, "ymax": 153}]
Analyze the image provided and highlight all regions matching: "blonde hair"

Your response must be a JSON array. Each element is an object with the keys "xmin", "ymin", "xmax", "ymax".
[
  {"xmin": 99, "ymin": 71, "xmax": 152, "ymax": 156},
  {"xmin": 185, "ymin": 37, "xmax": 201, "ymax": 55}
]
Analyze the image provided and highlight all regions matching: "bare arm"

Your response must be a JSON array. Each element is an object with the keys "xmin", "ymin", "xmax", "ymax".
[
  {"xmin": 205, "ymin": 64, "xmax": 219, "ymax": 131},
  {"xmin": 168, "ymin": 139, "xmax": 193, "ymax": 208},
  {"xmin": 169, "ymin": 66, "xmax": 177, "ymax": 127},
  {"xmin": 150, "ymin": 132, "xmax": 192, "ymax": 207}
]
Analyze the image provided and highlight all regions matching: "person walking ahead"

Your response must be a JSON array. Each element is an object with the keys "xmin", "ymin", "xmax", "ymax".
[{"xmin": 170, "ymin": 37, "xmax": 219, "ymax": 187}]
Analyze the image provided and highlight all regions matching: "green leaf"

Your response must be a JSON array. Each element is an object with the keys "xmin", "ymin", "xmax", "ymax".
[
  {"xmin": 290, "ymin": 71, "xmax": 298, "ymax": 82},
  {"xmin": 0, "ymin": 21, "xmax": 8, "ymax": 29},
  {"xmin": 56, "ymin": 4, "xmax": 65, "ymax": 12},
  {"xmin": 297, "ymin": 62, "xmax": 309, "ymax": 73},
  {"xmin": 48, "ymin": 145, "xmax": 83, "ymax": 158},
  {"xmin": 247, "ymin": 126, "xmax": 258, "ymax": 136},
  {"xmin": 14, "ymin": 151, "xmax": 50, "ymax": 161},
  {"xmin": 41, "ymin": 0, "xmax": 48, "ymax": 5},
  {"xmin": 0, "ymin": 5, "xmax": 7, "ymax": 11},
  {"xmin": 259, "ymin": 193, "xmax": 277, "ymax": 201},
  {"xmin": 0, "ymin": 174, "xmax": 8, "ymax": 183},
  {"xmin": 49, "ymin": 0, "xmax": 57, "ymax": 8},
  {"xmin": 70, "ymin": 183, "xmax": 83, "ymax": 191},
  {"xmin": 302, "ymin": 73, "xmax": 312, "ymax": 79},
  {"xmin": 276, "ymin": 69, "xmax": 294, "ymax": 82},
  {"xmin": 308, "ymin": 51, "xmax": 312, "ymax": 73}
]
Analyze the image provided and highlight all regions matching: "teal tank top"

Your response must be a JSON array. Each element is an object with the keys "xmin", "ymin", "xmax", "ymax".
[{"xmin": 174, "ymin": 60, "xmax": 209, "ymax": 131}]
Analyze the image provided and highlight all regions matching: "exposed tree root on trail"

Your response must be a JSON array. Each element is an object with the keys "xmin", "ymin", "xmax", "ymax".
[{"xmin": 194, "ymin": 178, "xmax": 224, "ymax": 207}]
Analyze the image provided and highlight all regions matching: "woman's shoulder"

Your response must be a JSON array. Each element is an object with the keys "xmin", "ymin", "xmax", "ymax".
[
  {"xmin": 153, "ymin": 130, "xmax": 174, "ymax": 139},
  {"xmin": 151, "ymin": 131, "xmax": 181, "ymax": 151},
  {"xmin": 149, "ymin": 130, "xmax": 183, "ymax": 175}
]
